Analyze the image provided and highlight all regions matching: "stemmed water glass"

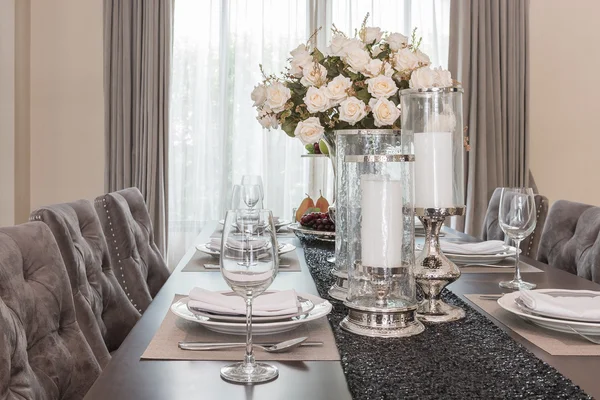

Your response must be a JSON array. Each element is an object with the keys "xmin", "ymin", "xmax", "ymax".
[
  {"xmin": 219, "ymin": 209, "xmax": 279, "ymax": 384},
  {"xmin": 232, "ymin": 184, "xmax": 264, "ymax": 210},
  {"xmin": 498, "ymin": 187, "xmax": 537, "ymax": 290},
  {"xmin": 241, "ymin": 175, "xmax": 265, "ymax": 203}
]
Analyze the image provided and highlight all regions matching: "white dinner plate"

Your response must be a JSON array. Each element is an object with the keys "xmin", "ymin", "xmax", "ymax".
[
  {"xmin": 444, "ymin": 246, "xmax": 519, "ymax": 265},
  {"xmin": 171, "ymin": 292, "xmax": 332, "ymax": 335},
  {"xmin": 218, "ymin": 218, "xmax": 291, "ymax": 229},
  {"xmin": 187, "ymin": 292, "xmax": 315, "ymax": 323},
  {"xmin": 513, "ymin": 289, "xmax": 600, "ymax": 323},
  {"xmin": 195, "ymin": 242, "xmax": 296, "ymax": 259},
  {"xmin": 498, "ymin": 290, "xmax": 600, "ymax": 336}
]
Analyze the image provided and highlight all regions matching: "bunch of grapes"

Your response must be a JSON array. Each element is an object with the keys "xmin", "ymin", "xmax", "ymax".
[{"xmin": 300, "ymin": 212, "xmax": 335, "ymax": 232}]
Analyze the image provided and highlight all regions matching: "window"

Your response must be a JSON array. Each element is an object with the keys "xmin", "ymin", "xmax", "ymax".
[{"xmin": 169, "ymin": 0, "xmax": 450, "ymax": 265}]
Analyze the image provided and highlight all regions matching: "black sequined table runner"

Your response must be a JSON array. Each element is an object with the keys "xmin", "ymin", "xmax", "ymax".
[{"xmin": 300, "ymin": 240, "xmax": 592, "ymax": 400}]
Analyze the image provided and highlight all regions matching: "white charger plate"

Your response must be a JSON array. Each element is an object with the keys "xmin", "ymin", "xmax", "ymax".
[
  {"xmin": 218, "ymin": 219, "xmax": 291, "ymax": 230},
  {"xmin": 513, "ymin": 289, "xmax": 600, "ymax": 323},
  {"xmin": 171, "ymin": 292, "xmax": 332, "ymax": 335},
  {"xmin": 498, "ymin": 290, "xmax": 600, "ymax": 336},
  {"xmin": 187, "ymin": 292, "xmax": 315, "ymax": 323},
  {"xmin": 195, "ymin": 242, "xmax": 296, "ymax": 259}
]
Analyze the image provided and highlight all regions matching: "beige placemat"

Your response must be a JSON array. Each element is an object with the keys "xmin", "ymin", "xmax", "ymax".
[
  {"xmin": 459, "ymin": 261, "xmax": 543, "ymax": 274},
  {"xmin": 464, "ymin": 294, "xmax": 600, "ymax": 356},
  {"xmin": 141, "ymin": 295, "xmax": 340, "ymax": 361},
  {"xmin": 181, "ymin": 248, "xmax": 302, "ymax": 272}
]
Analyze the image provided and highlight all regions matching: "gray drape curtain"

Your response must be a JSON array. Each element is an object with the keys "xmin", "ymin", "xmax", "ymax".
[
  {"xmin": 448, "ymin": 0, "xmax": 530, "ymax": 237},
  {"xmin": 104, "ymin": 0, "xmax": 173, "ymax": 254}
]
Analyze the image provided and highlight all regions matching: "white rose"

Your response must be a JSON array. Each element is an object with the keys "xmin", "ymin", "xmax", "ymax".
[
  {"xmin": 344, "ymin": 47, "xmax": 371, "ymax": 73},
  {"xmin": 363, "ymin": 27, "xmax": 383, "ymax": 44},
  {"xmin": 409, "ymin": 67, "xmax": 437, "ymax": 89},
  {"xmin": 383, "ymin": 61, "xmax": 394, "ymax": 77},
  {"xmin": 432, "ymin": 67, "xmax": 453, "ymax": 87},
  {"xmin": 387, "ymin": 32, "xmax": 408, "ymax": 51},
  {"xmin": 368, "ymin": 97, "xmax": 400, "ymax": 127},
  {"xmin": 289, "ymin": 44, "xmax": 313, "ymax": 77},
  {"xmin": 415, "ymin": 49, "xmax": 431, "ymax": 66},
  {"xmin": 257, "ymin": 112, "xmax": 278, "ymax": 129},
  {"xmin": 363, "ymin": 58, "xmax": 383, "ymax": 78},
  {"xmin": 265, "ymin": 81, "xmax": 291, "ymax": 113},
  {"xmin": 303, "ymin": 86, "xmax": 331, "ymax": 113},
  {"xmin": 300, "ymin": 62, "xmax": 328, "ymax": 87},
  {"xmin": 366, "ymin": 75, "xmax": 398, "ymax": 99},
  {"xmin": 339, "ymin": 97, "xmax": 367, "ymax": 126},
  {"xmin": 294, "ymin": 117, "xmax": 325, "ymax": 145},
  {"xmin": 328, "ymin": 34, "xmax": 348, "ymax": 56},
  {"xmin": 393, "ymin": 48, "xmax": 420, "ymax": 71},
  {"xmin": 324, "ymin": 74, "xmax": 352, "ymax": 105},
  {"xmin": 250, "ymin": 84, "xmax": 267, "ymax": 107}
]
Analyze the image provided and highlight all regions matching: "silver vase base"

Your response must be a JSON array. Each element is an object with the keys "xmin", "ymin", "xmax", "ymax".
[
  {"xmin": 416, "ymin": 299, "xmax": 465, "ymax": 323},
  {"xmin": 340, "ymin": 304, "xmax": 425, "ymax": 338},
  {"xmin": 328, "ymin": 270, "xmax": 347, "ymax": 301}
]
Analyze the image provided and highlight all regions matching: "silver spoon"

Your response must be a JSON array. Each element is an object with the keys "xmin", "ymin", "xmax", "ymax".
[
  {"xmin": 567, "ymin": 325, "xmax": 600, "ymax": 345},
  {"xmin": 179, "ymin": 336, "xmax": 312, "ymax": 353}
]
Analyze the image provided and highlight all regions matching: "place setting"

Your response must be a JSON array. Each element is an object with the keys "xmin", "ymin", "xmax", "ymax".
[{"xmin": 143, "ymin": 209, "xmax": 337, "ymax": 384}]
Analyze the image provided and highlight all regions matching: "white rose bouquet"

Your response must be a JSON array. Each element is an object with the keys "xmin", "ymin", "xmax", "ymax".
[{"xmin": 251, "ymin": 16, "xmax": 455, "ymax": 149}]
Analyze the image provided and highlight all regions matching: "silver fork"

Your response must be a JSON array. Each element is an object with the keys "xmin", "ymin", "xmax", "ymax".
[{"xmin": 567, "ymin": 325, "xmax": 600, "ymax": 345}]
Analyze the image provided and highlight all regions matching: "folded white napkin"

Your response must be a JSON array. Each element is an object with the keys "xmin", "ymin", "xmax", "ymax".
[
  {"xmin": 209, "ymin": 237, "xmax": 268, "ymax": 252},
  {"xmin": 188, "ymin": 288, "xmax": 299, "ymax": 316},
  {"xmin": 440, "ymin": 240, "xmax": 506, "ymax": 255},
  {"xmin": 518, "ymin": 290, "xmax": 600, "ymax": 321}
]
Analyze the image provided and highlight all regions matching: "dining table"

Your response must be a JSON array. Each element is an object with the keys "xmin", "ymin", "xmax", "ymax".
[{"xmin": 84, "ymin": 221, "xmax": 600, "ymax": 399}]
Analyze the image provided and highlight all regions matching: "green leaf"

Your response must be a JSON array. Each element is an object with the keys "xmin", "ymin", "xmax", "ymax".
[
  {"xmin": 282, "ymin": 121, "xmax": 297, "ymax": 138},
  {"xmin": 355, "ymin": 88, "xmax": 371, "ymax": 103},
  {"xmin": 305, "ymin": 143, "xmax": 315, "ymax": 153},
  {"xmin": 312, "ymin": 48, "xmax": 325, "ymax": 63}
]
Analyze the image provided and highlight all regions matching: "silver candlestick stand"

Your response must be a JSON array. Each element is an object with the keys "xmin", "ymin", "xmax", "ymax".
[{"xmin": 415, "ymin": 207, "xmax": 466, "ymax": 323}]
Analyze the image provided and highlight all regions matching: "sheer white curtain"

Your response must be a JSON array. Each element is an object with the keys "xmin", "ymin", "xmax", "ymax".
[{"xmin": 169, "ymin": 0, "xmax": 450, "ymax": 266}]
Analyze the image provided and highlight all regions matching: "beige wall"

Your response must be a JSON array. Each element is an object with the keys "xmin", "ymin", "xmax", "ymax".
[
  {"xmin": 530, "ymin": 0, "xmax": 600, "ymax": 205},
  {"xmin": 29, "ymin": 0, "xmax": 104, "ymax": 212}
]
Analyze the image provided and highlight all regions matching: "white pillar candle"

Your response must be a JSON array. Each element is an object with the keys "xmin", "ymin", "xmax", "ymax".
[
  {"xmin": 414, "ymin": 131, "xmax": 454, "ymax": 208},
  {"xmin": 360, "ymin": 174, "xmax": 403, "ymax": 268}
]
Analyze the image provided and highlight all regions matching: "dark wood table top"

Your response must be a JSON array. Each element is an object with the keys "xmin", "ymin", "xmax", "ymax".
[{"xmin": 85, "ymin": 223, "xmax": 600, "ymax": 399}]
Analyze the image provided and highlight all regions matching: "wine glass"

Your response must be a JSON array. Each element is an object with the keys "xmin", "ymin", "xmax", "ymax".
[
  {"xmin": 231, "ymin": 184, "xmax": 264, "ymax": 210},
  {"xmin": 219, "ymin": 209, "xmax": 279, "ymax": 384},
  {"xmin": 241, "ymin": 175, "xmax": 265, "ymax": 202},
  {"xmin": 498, "ymin": 188, "xmax": 537, "ymax": 290}
]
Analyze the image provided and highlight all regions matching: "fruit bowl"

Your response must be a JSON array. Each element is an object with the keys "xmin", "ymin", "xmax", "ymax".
[{"xmin": 288, "ymin": 223, "xmax": 335, "ymax": 242}]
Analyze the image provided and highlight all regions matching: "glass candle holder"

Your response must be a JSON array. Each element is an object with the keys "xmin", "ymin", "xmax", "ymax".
[
  {"xmin": 338, "ymin": 129, "xmax": 424, "ymax": 338},
  {"xmin": 401, "ymin": 87, "xmax": 466, "ymax": 323}
]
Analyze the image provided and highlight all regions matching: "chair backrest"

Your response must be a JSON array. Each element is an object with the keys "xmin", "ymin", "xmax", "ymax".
[
  {"xmin": 94, "ymin": 187, "xmax": 170, "ymax": 313},
  {"xmin": 481, "ymin": 188, "xmax": 549, "ymax": 258},
  {"xmin": 538, "ymin": 200, "xmax": 600, "ymax": 283},
  {"xmin": 0, "ymin": 222, "xmax": 101, "ymax": 399},
  {"xmin": 30, "ymin": 200, "xmax": 141, "ymax": 359}
]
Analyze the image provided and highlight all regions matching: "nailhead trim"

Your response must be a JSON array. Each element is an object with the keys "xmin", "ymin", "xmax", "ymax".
[
  {"xmin": 526, "ymin": 200, "xmax": 544, "ymax": 257},
  {"xmin": 102, "ymin": 196, "xmax": 143, "ymax": 313}
]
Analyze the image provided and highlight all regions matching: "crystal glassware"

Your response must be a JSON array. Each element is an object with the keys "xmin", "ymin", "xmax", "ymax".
[
  {"xmin": 241, "ymin": 175, "xmax": 265, "ymax": 202},
  {"xmin": 219, "ymin": 209, "xmax": 279, "ymax": 384},
  {"xmin": 498, "ymin": 187, "xmax": 537, "ymax": 290},
  {"xmin": 232, "ymin": 184, "xmax": 264, "ymax": 210}
]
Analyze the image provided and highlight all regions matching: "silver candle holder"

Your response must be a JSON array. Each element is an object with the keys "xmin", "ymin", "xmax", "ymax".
[
  {"xmin": 340, "ymin": 263, "xmax": 424, "ymax": 338},
  {"xmin": 415, "ymin": 207, "xmax": 466, "ymax": 323}
]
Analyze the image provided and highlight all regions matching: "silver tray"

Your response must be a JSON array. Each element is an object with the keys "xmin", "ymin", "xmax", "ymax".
[{"xmin": 288, "ymin": 223, "xmax": 335, "ymax": 242}]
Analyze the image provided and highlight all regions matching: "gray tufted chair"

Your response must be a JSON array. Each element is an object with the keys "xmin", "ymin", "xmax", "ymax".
[
  {"xmin": 0, "ymin": 222, "xmax": 101, "ymax": 399},
  {"xmin": 482, "ymin": 188, "xmax": 549, "ymax": 258},
  {"xmin": 537, "ymin": 200, "xmax": 600, "ymax": 283},
  {"xmin": 30, "ymin": 200, "xmax": 141, "ymax": 365},
  {"xmin": 94, "ymin": 187, "xmax": 170, "ymax": 314}
]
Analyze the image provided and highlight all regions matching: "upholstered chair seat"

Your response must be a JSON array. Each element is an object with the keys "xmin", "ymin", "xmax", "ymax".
[
  {"xmin": 30, "ymin": 200, "xmax": 141, "ymax": 366},
  {"xmin": 0, "ymin": 222, "xmax": 101, "ymax": 399},
  {"xmin": 537, "ymin": 200, "xmax": 600, "ymax": 283},
  {"xmin": 95, "ymin": 187, "xmax": 170, "ymax": 313},
  {"xmin": 481, "ymin": 188, "xmax": 549, "ymax": 258}
]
